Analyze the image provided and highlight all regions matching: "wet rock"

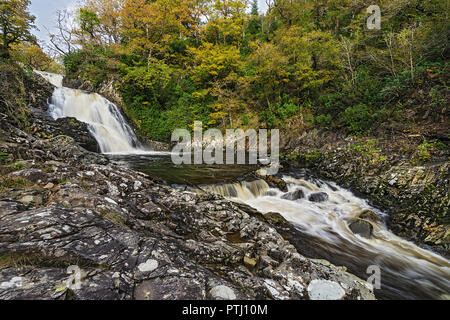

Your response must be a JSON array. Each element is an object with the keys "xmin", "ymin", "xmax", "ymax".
[
  {"xmin": 307, "ymin": 280, "xmax": 346, "ymax": 300},
  {"xmin": 349, "ymin": 219, "xmax": 373, "ymax": 239},
  {"xmin": 30, "ymin": 114, "xmax": 100, "ymax": 153},
  {"xmin": 0, "ymin": 110, "xmax": 376, "ymax": 300},
  {"xmin": 285, "ymin": 134, "xmax": 449, "ymax": 251},
  {"xmin": 264, "ymin": 212, "xmax": 290, "ymax": 227},
  {"xmin": 24, "ymin": 72, "xmax": 54, "ymax": 110},
  {"xmin": 134, "ymin": 277, "xmax": 205, "ymax": 300},
  {"xmin": 281, "ymin": 189, "xmax": 305, "ymax": 201},
  {"xmin": 258, "ymin": 175, "xmax": 288, "ymax": 192},
  {"xmin": 359, "ymin": 210, "xmax": 379, "ymax": 223},
  {"xmin": 308, "ymin": 192, "xmax": 329, "ymax": 203},
  {"xmin": 54, "ymin": 117, "xmax": 99, "ymax": 152}
]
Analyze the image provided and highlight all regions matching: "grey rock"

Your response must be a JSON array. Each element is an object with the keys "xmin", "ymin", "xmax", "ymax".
[
  {"xmin": 209, "ymin": 285, "xmax": 237, "ymax": 300},
  {"xmin": 308, "ymin": 192, "xmax": 329, "ymax": 203},
  {"xmin": 307, "ymin": 280, "xmax": 346, "ymax": 300},
  {"xmin": 349, "ymin": 219, "xmax": 373, "ymax": 238},
  {"xmin": 281, "ymin": 189, "xmax": 305, "ymax": 201}
]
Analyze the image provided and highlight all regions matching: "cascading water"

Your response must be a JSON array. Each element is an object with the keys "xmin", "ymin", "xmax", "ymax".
[
  {"xmin": 35, "ymin": 71, "xmax": 450, "ymax": 300},
  {"xmin": 202, "ymin": 173, "xmax": 450, "ymax": 300},
  {"xmin": 36, "ymin": 71, "xmax": 145, "ymax": 154}
]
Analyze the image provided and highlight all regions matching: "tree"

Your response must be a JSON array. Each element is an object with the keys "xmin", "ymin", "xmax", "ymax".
[
  {"xmin": 248, "ymin": 0, "xmax": 261, "ymax": 36},
  {"xmin": 120, "ymin": 0, "xmax": 198, "ymax": 62},
  {"xmin": 204, "ymin": 0, "xmax": 249, "ymax": 47},
  {"xmin": 10, "ymin": 41, "xmax": 52, "ymax": 70},
  {"xmin": 188, "ymin": 42, "xmax": 243, "ymax": 86},
  {"xmin": 0, "ymin": 0, "xmax": 36, "ymax": 58},
  {"xmin": 251, "ymin": 0, "xmax": 258, "ymax": 15},
  {"xmin": 47, "ymin": 9, "xmax": 77, "ymax": 56},
  {"xmin": 84, "ymin": 0, "xmax": 122, "ymax": 45},
  {"xmin": 77, "ymin": 8, "xmax": 100, "ymax": 43}
]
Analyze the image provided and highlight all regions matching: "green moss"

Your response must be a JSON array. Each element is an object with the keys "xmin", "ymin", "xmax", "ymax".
[
  {"xmin": 0, "ymin": 176, "xmax": 30, "ymax": 192},
  {"xmin": 348, "ymin": 139, "xmax": 385, "ymax": 164},
  {"xmin": 13, "ymin": 161, "xmax": 24, "ymax": 170},
  {"xmin": 304, "ymin": 150, "xmax": 322, "ymax": 166},
  {"xmin": 69, "ymin": 118, "xmax": 80, "ymax": 127},
  {"xmin": 411, "ymin": 140, "xmax": 447, "ymax": 165},
  {"xmin": 96, "ymin": 208, "xmax": 127, "ymax": 227}
]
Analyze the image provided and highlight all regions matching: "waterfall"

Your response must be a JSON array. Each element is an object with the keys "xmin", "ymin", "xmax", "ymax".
[
  {"xmin": 36, "ymin": 71, "xmax": 145, "ymax": 154},
  {"xmin": 201, "ymin": 175, "xmax": 450, "ymax": 300}
]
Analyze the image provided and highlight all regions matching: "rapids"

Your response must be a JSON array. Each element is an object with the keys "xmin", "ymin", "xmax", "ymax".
[{"xmin": 202, "ymin": 171, "xmax": 450, "ymax": 300}]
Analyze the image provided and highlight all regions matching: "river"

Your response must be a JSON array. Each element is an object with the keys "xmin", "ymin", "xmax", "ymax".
[{"xmin": 37, "ymin": 71, "xmax": 450, "ymax": 300}]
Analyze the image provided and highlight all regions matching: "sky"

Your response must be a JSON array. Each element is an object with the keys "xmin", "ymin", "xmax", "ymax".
[
  {"xmin": 30, "ymin": 0, "xmax": 269, "ymax": 45},
  {"xmin": 30, "ymin": 0, "xmax": 79, "ymax": 45}
]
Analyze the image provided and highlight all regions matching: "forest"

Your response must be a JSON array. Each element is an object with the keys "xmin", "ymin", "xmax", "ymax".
[
  {"xmin": 2, "ymin": 0, "xmax": 448, "ymax": 142},
  {"xmin": 0, "ymin": 0, "xmax": 449, "ymax": 302}
]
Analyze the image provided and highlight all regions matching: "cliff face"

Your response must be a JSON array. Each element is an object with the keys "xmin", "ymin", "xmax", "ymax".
[
  {"xmin": 283, "ymin": 131, "xmax": 449, "ymax": 255},
  {"xmin": 0, "ymin": 68, "xmax": 375, "ymax": 300}
]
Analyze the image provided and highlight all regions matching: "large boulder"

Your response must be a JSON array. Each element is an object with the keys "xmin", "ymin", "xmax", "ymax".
[
  {"xmin": 24, "ymin": 71, "xmax": 55, "ymax": 110},
  {"xmin": 349, "ymin": 219, "xmax": 374, "ymax": 239},
  {"xmin": 281, "ymin": 189, "xmax": 305, "ymax": 201},
  {"xmin": 359, "ymin": 210, "xmax": 379, "ymax": 223},
  {"xmin": 30, "ymin": 113, "xmax": 100, "ymax": 153},
  {"xmin": 54, "ymin": 117, "xmax": 99, "ymax": 152},
  {"xmin": 308, "ymin": 192, "xmax": 329, "ymax": 203}
]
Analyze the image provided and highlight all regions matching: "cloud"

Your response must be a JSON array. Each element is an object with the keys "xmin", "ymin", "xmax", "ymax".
[{"xmin": 30, "ymin": 0, "xmax": 80, "ymax": 45}]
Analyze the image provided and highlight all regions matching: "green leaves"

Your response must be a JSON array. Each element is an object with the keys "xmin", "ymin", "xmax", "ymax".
[
  {"xmin": 188, "ymin": 43, "xmax": 243, "ymax": 87},
  {"xmin": 0, "ymin": 0, "xmax": 36, "ymax": 55},
  {"xmin": 60, "ymin": 0, "xmax": 448, "ymax": 141}
]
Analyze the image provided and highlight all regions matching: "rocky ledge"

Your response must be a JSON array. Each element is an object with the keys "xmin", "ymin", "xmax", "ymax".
[{"xmin": 0, "ymin": 113, "xmax": 375, "ymax": 300}]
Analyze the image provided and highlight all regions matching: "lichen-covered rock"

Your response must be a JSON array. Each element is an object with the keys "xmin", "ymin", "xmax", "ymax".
[
  {"xmin": 0, "ymin": 109, "xmax": 375, "ymax": 300},
  {"xmin": 29, "ymin": 109, "xmax": 100, "ymax": 152},
  {"xmin": 307, "ymin": 280, "xmax": 346, "ymax": 300}
]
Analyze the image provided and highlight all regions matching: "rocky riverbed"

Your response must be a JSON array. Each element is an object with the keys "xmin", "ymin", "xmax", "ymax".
[
  {"xmin": 0, "ymin": 73, "xmax": 375, "ymax": 300},
  {"xmin": 282, "ymin": 130, "xmax": 449, "ymax": 256}
]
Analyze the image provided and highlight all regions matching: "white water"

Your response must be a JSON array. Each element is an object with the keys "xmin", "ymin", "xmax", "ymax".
[
  {"xmin": 35, "ymin": 71, "xmax": 450, "ymax": 299},
  {"xmin": 36, "ymin": 71, "xmax": 146, "ymax": 154},
  {"xmin": 203, "ymin": 173, "xmax": 450, "ymax": 300}
]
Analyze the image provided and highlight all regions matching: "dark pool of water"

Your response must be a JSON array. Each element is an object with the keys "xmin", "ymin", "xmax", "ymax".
[{"xmin": 107, "ymin": 153, "xmax": 259, "ymax": 186}]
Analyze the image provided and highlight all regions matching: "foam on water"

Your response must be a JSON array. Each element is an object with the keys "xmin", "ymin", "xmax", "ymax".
[{"xmin": 203, "ymin": 174, "xmax": 450, "ymax": 299}]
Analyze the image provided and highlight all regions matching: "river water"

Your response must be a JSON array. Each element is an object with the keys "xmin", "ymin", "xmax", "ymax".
[
  {"xmin": 37, "ymin": 71, "xmax": 450, "ymax": 300},
  {"xmin": 108, "ymin": 153, "xmax": 450, "ymax": 300}
]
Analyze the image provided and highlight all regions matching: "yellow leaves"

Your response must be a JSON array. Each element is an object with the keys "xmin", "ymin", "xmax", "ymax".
[
  {"xmin": 120, "ymin": 0, "xmax": 198, "ymax": 57},
  {"xmin": 10, "ymin": 42, "xmax": 53, "ymax": 71},
  {"xmin": 203, "ymin": 0, "xmax": 248, "ymax": 46},
  {"xmin": 192, "ymin": 91, "xmax": 208, "ymax": 100},
  {"xmin": 188, "ymin": 43, "xmax": 243, "ymax": 86}
]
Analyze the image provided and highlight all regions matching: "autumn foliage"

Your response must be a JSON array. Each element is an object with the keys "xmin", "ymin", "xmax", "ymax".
[{"xmin": 56, "ymin": 0, "xmax": 448, "ymax": 141}]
